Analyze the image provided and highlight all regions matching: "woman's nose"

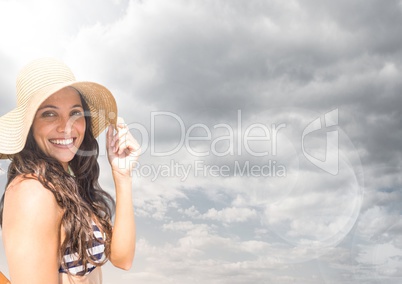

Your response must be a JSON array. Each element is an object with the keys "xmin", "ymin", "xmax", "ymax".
[{"xmin": 56, "ymin": 116, "xmax": 72, "ymax": 134}]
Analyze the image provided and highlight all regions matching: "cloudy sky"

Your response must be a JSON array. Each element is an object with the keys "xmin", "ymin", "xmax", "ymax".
[{"xmin": 0, "ymin": 0, "xmax": 401, "ymax": 283}]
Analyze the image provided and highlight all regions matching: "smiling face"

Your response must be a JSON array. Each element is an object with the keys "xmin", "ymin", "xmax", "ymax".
[{"xmin": 32, "ymin": 87, "xmax": 86, "ymax": 170}]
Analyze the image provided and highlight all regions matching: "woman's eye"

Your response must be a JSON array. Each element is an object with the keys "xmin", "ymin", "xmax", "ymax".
[
  {"xmin": 71, "ymin": 110, "xmax": 83, "ymax": 116},
  {"xmin": 42, "ymin": 111, "xmax": 56, "ymax": 117}
]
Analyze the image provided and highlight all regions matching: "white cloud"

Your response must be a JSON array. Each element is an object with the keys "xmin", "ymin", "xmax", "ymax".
[
  {"xmin": 356, "ymin": 242, "xmax": 402, "ymax": 279},
  {"xmin": 180, "ymin": 206, "xmax": 257, "ymax": 224},
  {"xmin": 202, "ymin": 207, "xmax": 257, "ymax": 223},
  {"xmin": 357, "ymin": 206, "xmax": 402, "ymax": 242}
]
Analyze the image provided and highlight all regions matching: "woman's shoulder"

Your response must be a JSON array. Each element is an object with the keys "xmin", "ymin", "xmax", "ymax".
[
  {"xmin": 7, "ymin": 174, "xmax": 49, "ymax": 194},
  {"xmin": 5, "ymin": 174, "xmax": 62, "ymax": 218}
]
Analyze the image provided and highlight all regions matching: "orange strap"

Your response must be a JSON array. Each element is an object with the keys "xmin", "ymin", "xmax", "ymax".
[{"xmin": 0, "ymin": 272, "xmax": 10, "ymax": 284}]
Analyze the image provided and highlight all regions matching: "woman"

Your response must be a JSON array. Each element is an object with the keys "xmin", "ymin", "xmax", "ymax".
[{"xmin": 0, "ymin": 58, "xmax": 139, "ymax": 283}]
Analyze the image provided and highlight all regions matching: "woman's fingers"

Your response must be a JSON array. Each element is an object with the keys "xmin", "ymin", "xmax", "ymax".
[
  {"xmin": 108, "ymin": 119, "xmax": 140, "ymax": 157},
  {"xmin": 106, "ymin": 124, "xmax": 115, "ymax": 153},
  {"xmin": 115, "ymin": 131, "xmax": 139, "ymax": 156}
]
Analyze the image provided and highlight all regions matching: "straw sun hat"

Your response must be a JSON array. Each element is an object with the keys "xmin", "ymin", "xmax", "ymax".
[{"xmin": 0, "ymin": 58, "xmax": 117, "ymax": 159}]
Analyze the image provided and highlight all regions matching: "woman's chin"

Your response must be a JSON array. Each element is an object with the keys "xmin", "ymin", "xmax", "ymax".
[{"xmin": 52, "ymin": 155, "xmax": 75, "ymax": 168}]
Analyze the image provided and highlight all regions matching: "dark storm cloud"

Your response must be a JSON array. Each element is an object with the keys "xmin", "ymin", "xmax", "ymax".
[
  {"xmin": 95, "ymin": 0, "xmax": 401, "ymax": 125},
  {"xmin": 123, "ymin": 0, "xmax": 402, "ymax": 176},
  {"xmin": 71, "ymin": 0, "xmax": 358, "ymax": 117},
  {"xmin": 304, "ymin": 0, "xmax": 402, "ymax": 56}
]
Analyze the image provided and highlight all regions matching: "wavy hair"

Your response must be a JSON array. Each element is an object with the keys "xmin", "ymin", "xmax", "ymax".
[{"xmin": 0, "ymin": 93, "xmax": 115, "ymax": 275}]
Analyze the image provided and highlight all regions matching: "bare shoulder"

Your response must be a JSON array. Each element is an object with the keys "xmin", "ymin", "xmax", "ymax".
[{"xmin": 4, "ymin": 175, "xmax": 62, "ymax": 223}]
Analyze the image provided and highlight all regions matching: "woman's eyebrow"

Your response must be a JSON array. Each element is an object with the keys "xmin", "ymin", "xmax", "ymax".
[
  {"xmin": 37, "ymin": 104, "xmax": 57, "ymax": 111},
  {"xmin": 37, "ymin": 104, "xmax": 83, "ymax": 111}
]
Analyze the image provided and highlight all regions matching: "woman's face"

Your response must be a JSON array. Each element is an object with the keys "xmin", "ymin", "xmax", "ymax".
[{"xmin": 32, "ymin": 87, "xmax": 86, "ymax": 170}]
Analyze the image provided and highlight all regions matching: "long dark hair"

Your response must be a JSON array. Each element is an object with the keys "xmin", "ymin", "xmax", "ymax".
[{"xmin": 0, "ymin": 93, "xmax": 115, "ymax": 275}]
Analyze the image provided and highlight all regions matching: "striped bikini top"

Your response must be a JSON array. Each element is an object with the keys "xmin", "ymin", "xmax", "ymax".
[{"xmin": 59, "ymin": 221, "xmax": 107, "ymax": 276}]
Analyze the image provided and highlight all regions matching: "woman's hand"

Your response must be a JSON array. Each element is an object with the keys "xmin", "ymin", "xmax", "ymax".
[{"xmin": 107, "ymin": 117, "xmax": 141, "ymax": 177}]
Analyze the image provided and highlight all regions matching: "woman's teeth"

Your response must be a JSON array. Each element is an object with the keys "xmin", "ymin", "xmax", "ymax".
[{"xmin": 49, "ymin": 138, "xmax": 73, "ymax": 145}]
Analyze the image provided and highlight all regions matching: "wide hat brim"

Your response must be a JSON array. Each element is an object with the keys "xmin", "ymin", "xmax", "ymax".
[{"xmin": 0, "ymin": 81, "xmax": 117, "ymax": 159}]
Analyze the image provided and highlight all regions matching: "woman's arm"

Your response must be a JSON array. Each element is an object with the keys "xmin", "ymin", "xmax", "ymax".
[
  {"xmin": 106, "ymin": 118, "xmax": 140, "ymax": 270},
  {"xmin": 109, "ymin": 172, "xmax": 135, "ymax": 270},
  {"xmin": 2, "ymin": 177, "xmax": 61, "ymax": 284}
]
